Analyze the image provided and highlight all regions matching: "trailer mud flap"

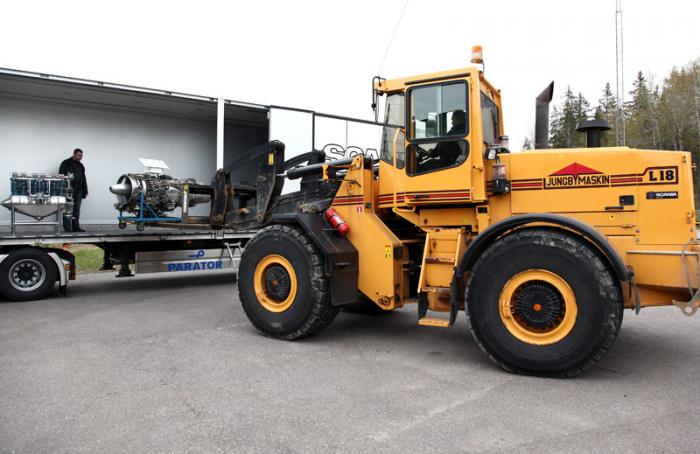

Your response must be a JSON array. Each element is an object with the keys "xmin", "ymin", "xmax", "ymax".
[{"xmin": 294, "ymin": 213, "xmax": 358, "ymax": 306}]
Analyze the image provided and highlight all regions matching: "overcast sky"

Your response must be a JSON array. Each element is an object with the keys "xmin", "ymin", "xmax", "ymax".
[{"xmin": 2, "ymin": 0, "xmax": 699, "ymax": 148}]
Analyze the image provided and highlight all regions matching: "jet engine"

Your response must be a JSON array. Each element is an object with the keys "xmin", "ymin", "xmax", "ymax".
[{"xmin": 109, "ymin": 173, "xmax": 210, "ymax": 217}]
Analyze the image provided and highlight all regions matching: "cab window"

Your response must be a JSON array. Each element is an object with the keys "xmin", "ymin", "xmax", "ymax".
[
  {"xmin": 407, "ymin": 140, "xmax": 469, "ymax": 175},
  {"xmin": 380, "ymin": 93, "xmax": 405, "ymax": 166},
  {"xmin": 410, "ymin": 82, "xmax": 467, "ymax": 139},
  {"xmin": 407, "ymin": 81, "xmax": 469, "ymax": 175},
  {"xmin": 481, "ymin": 91, "xmax": 500, "ymax": 146}
]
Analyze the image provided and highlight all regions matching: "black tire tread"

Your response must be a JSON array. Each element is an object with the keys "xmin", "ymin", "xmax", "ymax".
[
  {"xmin": 465, "ymin": 229, "xmax": 623, "ymax": 378},
  {"xmin": 239, "ymin": 224, "xmax": 340, "ymax": 340},
  {"xmin": 0, "ymin": 247, "xmax": 58, "ymax": 301}
]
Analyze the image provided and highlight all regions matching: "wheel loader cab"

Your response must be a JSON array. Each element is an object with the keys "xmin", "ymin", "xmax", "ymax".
[{"xmin": 376, "ymin": 69, "xmax": 503, "ymax": 206}]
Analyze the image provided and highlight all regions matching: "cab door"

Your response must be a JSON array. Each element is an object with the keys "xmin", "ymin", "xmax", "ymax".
[
  {"xmin": 397, "ymin": 76, "xmax": 482, "ymax": 205},
  {"xmin": 377, "ymin": 92, "xmax": 406, "ymax": 208}
]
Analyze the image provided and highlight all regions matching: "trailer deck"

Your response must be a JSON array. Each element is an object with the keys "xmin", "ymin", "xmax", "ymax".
[
  {"xmin": 0, "ymin": 224, "xmax": 255, "ymax": 301},
  {"xmin": 0, "ymin": 224, "xmax": 255, "ymax": 245}
]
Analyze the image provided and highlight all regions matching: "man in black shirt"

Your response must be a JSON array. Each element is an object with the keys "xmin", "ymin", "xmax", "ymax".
[
  {"xmin": 59, "ymin": 148, "xmax": 88, "ymax": 232},
  {"xmin": 419, "ymin": 110, "xmax": 467, "ymax": 172},
  {"xmin": 446, "ymin": 109, "xmax": 466, "ymax": 136}
]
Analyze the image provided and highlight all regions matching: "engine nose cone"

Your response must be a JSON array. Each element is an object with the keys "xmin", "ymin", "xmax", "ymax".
[{"xmin": 109, "ymin": 183, "xmax": 130, "ymax": 195}]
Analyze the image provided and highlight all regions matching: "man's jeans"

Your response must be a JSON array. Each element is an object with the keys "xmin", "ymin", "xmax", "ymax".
[{"xmin": 63, "ymin": 190, "xmax": 83, "ymax": 232}]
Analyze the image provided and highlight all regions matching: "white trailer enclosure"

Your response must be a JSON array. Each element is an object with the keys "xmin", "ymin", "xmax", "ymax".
[
  {"xmin": 0, "ymin": 67, "xmax": 386, "ymax": 302},
  {"xmin": 0, "ymin": 68, "xmax": 270, "ymax": 226},
  {"xmin": 0, "ymin": 68, "xmax": 269, "ymax": 301}
]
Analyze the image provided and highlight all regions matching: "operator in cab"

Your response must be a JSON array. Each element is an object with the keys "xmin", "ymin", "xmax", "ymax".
[
  {"xmin": 59, "ymin": 148, "xmax": 88, "ymax": 232},
  {"xmin": 422, "ymin": 109, "xmax": 467, "ymax": 171},
  {"xmin": 446, "ymin": 109, "xmax": 466, "ymax": 136}
]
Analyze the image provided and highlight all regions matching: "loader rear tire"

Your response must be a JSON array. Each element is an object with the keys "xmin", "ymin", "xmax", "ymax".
[
  {"xmin": 466, "ymin": 229, "xmax": 623, "ymax": 377},
  {"xmin": 238, "ymin": 224, "xmax": 340, "ymax": 340}
]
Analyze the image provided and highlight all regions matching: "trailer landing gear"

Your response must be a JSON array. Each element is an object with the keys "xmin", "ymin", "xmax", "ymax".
[
  {"xmin": 99, "ymin": 248, "xmax": 115, "ymax": 271},
  {"xmin": 116, "ymin": 247, "xmax": 133, "ymax": 278}
]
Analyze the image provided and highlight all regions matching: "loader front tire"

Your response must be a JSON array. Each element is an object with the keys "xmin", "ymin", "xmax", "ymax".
[
  {"xmin": 238, "ymin": 224, "xmax": 340, "ymax": 340},
  {"xmin": 466, "ymin": 229, "xmax": 623, "ymax": 377}
]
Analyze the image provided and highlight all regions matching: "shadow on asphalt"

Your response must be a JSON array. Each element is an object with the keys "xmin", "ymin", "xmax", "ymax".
[
  {"xmin": 1, "ymin": 271, "xmax": 687, "ymax": 380},
  {"xmin": 321, "ymin": 308, "xmax": 689, "ymax": 380},
  {"xmin": 98, "ymin": 272, "xmax": 235, "ymax": 291},
  {"xmin": 0, "ymin": 271, "xmax": 238, "ymax": 303}
]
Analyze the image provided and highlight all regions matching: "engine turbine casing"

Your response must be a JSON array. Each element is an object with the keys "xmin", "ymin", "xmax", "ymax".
[{"xmin": 110, "ymin": 173, "xmax": 210, "ymax": 217}]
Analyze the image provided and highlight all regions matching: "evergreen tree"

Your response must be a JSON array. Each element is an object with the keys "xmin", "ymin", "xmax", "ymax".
[
  {"xmin": 549, "ymin": 86, "xmax": 590, "ymax": 148},
  {"xmin": 596, "ymin": 82, "xmax": 618, "ymax": 146},
  {"xmin": 626, "ymin": 71, "xmax": 660, "ymax": 149},
  {"xmin": 659, "ymin": 63, "xmax": 700, "ymax": 204}
]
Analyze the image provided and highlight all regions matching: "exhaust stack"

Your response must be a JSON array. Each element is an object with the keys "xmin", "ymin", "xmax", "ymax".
[{"xmin": 535, "ymin": 82, "xmax": 555, "ymax": 149}]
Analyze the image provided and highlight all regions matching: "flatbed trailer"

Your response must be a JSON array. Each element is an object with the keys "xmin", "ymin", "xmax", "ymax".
[
  {"xmin": 0, "ymin": 225, "xmax": 254, "ymax": 301},
  {"xmin": 0, "ymin": 66, "xmax": 385, "ymax": 304}
]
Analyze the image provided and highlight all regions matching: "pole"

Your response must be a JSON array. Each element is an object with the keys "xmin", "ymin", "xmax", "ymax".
[
  {"xmin": 216, "ymin": 98, "xmax": 225, "ymax": 170},
  {"xmin": 615, "ymin": 0, "xmax": 626, "ymax": 146}
]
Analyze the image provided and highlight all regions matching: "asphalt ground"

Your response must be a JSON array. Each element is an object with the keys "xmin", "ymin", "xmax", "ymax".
[{"xmin": 2, "ymin": 271, "xmax": 700, "ymax": 453}]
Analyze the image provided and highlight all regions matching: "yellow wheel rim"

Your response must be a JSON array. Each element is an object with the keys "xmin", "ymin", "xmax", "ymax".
[
  {"xmin": 499, "ymin": 269, "xmax": 578, "ymax": 346},
  {"xmin": 253, "ymin": 255, "xmax": 298, "ymax": 313}
]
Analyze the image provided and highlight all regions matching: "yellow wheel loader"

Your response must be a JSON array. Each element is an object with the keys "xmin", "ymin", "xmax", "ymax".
[{"xmin": 235, "ymin": 50, "xmax": 698, "ymax": 377}]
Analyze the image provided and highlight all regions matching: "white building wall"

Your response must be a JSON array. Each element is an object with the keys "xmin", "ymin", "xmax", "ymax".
[{"xmin": 0, "ymin": 97, "xmax": 216, "ymax": 224}]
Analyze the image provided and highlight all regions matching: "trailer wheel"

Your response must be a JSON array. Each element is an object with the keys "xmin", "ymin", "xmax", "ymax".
[
  {"xmin": 136, "ymin": 223, "xmax": 145, "ymax": 232},
  {"xmin": 118, "ymin": 221, "xmax": 127, "ymax": 230},
  {"xmin": 238, "ymin": 224, "xmax": 340, "ymax": 340},
  {"xmin": 465, "ymin": 229, "xmax": 623, "ymax": 377},
  {"xmin": 0, "ymin": 247, "xmax": 58, "ymax": 301}
]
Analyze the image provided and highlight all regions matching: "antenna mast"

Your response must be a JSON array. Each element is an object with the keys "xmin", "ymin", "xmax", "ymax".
[{"xmin": 615, "ymin": 0, "xmax": 626, "ymax": 146}]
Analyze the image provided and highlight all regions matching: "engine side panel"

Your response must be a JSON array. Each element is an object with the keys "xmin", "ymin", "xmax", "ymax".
[{"xmin": 497, "ymin": 147, "xmax": 697, "ymax": 296}]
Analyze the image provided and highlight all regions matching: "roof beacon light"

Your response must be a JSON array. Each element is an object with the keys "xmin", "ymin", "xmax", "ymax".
[{"xmin": 471, "ymin": 45, "xmax": 484, "ymax": 65}]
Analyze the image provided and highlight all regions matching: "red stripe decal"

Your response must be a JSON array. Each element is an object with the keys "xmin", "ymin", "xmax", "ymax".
[
  {"xmin": 512, "ymin": 183, "xmax": 543, "ymax": 188},
  {"xmin": 406, "ymin": 192, "xmax": 470, "ymax": 198},
  {"xmin": 610, "ymin": 177, "xmax": 642, "ymax": 183}
]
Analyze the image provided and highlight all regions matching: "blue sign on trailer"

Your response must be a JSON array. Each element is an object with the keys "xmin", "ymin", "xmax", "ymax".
[{"xmin": 135, "ymin": 248, "xmax": 240, "ymax": 275}]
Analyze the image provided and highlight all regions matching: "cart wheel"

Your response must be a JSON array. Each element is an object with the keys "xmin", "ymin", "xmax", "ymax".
[
  {"xmin": 118, "ymin": 222, "xmax": 127, "ymax": 230},
  {"xmin": 136, "ymin": 223, "xmax": 145, "ymax": 232}
]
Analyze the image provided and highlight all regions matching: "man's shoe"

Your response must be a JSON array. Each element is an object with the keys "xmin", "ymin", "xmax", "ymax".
[{"xmin": 75, "ymin": 228, "xmax": 87, "ymax": 233}]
